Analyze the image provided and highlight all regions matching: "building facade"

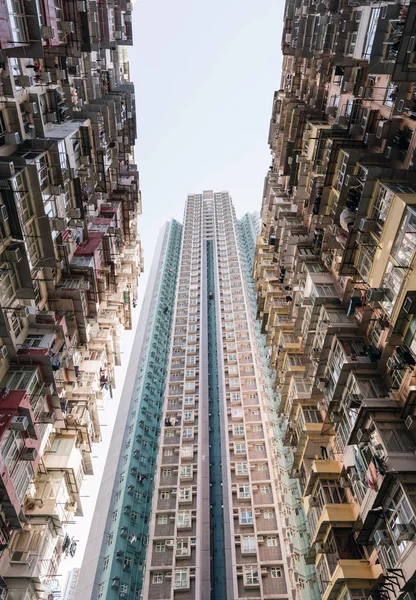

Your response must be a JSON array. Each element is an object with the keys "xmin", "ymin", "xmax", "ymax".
[
  {"xmin": 75, "ymin": 220, "xmax": 182, "ymax": 600},
  {"xmin": 79, "ymin": 192, "xmax": 294, "ymax": 600},
  {"xmin": 0, "ymin": 2, "xmax": 142, "ymax": 599},
  {"xmin": 253, "ymin": 1, "xmax": 416, "ymax": 600}
]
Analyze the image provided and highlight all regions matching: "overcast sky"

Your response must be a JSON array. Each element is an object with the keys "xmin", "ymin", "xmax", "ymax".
[
  {"xmin": 63, "ymin": 0, "xmax": 284, "ymax": 581},
  {"xmin": 133, "ymin": 0, "xmax": 284, "ymax": 279}
]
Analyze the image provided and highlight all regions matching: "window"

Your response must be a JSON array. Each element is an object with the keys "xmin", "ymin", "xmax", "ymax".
[
  {"xmin": 152, "ymin": 573, "xmax": 163, "ymax": 584},
  {"xmin": 391, "ymin": 208, "xmax": 416, "ymax": 268},
  {"xmin": 183, "ymin": 411, "xmax": 194, "ymax": 421},
  {"xmin": 180, "ymin": 465, "xmax": 193, "ymax": 478},
  {"xmin": 184, "ymin": 396, "xmax": 195, "ymax": 405},
  {"xmin": 176, "ymin": 539, "xmax": 190, "ymax": 556},
  {"xmin": 123, "ymin": 557, "xmax": 132, "ymax": 570},
  {"xmin": 174, "ymin": 569, "xmax": 189, "ymax": 589},
  {"xmin": 239, "ymin": 485, "xmax": 251, "ymax": 499},
  {"xmin": 155, "ymin": 542, "xmax": 166, "ymax": 553},
  {"xmin": 234, "ymin": 425, "xmax": 245, "ymax": 436},
  {"xmin": 260, "ymin": 486, "xmax": 270, "ymax": 495},
  {"xmin": 264, "ymin": 511, "xmax": 274, "ymax": 520},
  {"xmin": 234, "ymin": 443, "xmax": 247, "ymax": 455},
  {"xmin": 236, "ymin": 463, "xmax": 248, "ymax": 476},
  {"xmin": 257, "ymin": 464, "xmax": 267, "ymax": 472},
  {"xmin": 254, "ymin": 444, "xmax": 265, "ymax": 452},
  {"xmin": 240, "ymin": 509, "xmax": 254, "ymax": 525},
  {"xmin": 162, "ymin": 469, "xmax": 172, "ymax": 477},
  {"xmin": 164, "ymin": 449, "xmax": 173, "ymax": 456},
  {"xmin": 182, "ymin": 428, "xmax": 194, "ymax": 439},
  {"xmin": 253, "ymin": 425, "xmax": 262, "ymax": 432},
  {"xmin": 107, "ymin": 532, "xmax": 114, "ymax": 546},
  {"xmin": 267, "ymin": 537, "xmax": 278, "ymax": 547},
  {"xmin": 103, "ymin": 555, "xmax": 109, "ymax": 571},
  {"xmin": 160, "ymin": 491, "xmax": 170, "ymax": 500},
  {"xmin": 241, "ymin": 536, "xmax": 256, "ymax": 553},
  {"xmin": 271, "ymin": 567, "xmax": 282, "ymax": 578},
  {"xmin": 181, "ymin": 446, "xmax": 193, "ymax": 458},
  {"xmin": 112, "ymin": 510, "xmax": 118, "ymax": 522},
  {"xmin": 179, "ymin": 487, "xmax": 192, "ymax": 502},
  {"xmin": 231, "ymin": 392, "xmax": 241, "ymax": 402},
  {"xmin": 158, "ymin": 515, "xmax": 168, "ymax": 525},
  {"xmin": 177, "ymin": 511, "xmax": 191, "ymax": 528},
  {"xmin": 97, "ymin": 582, "xmax": 105, "ymax": 599},
  {"xmin": 244, "ymin": 566, "xmax": 259, "ymax": 586},
  {"xmin": 131, "ymin": 511, "xmax": 138, "ymax": 522}
]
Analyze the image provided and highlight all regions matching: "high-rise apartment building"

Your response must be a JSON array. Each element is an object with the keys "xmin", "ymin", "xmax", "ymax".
[
  {"xmin": 79, "ymin": 191, "xmax": 295, "ymax": 600},
  {"xmin": 0, "ymin": 2, "xmax": 142, "ymax": 599},
  {"xmin": 253, "ymin": 1, "xmax": 416, "ymax": 600}
]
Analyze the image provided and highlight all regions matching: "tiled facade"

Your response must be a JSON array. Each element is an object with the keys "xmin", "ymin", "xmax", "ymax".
[
  {"xmin": 253, "ymin": 1, "xmax": 416, "ymax": 599},
  {"xmin": 75, "ymin": 220, "xmax": 182, "ymax": 600},
  {"xmin": 141, "ymin": 192, "xmax": 292, "ymax": 600},
  {"xmin": 0, "ymin": 1, "xmax": 142, "ymax": 599}
]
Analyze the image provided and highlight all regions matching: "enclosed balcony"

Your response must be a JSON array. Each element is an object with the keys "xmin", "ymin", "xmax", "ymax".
[
  {"xmin": 316, "ymin": 530, "xmax": 382, "ymax": 600},
  {"xmin": 305, "ymin": 480, "xmax": 356, "ymax": 548}
]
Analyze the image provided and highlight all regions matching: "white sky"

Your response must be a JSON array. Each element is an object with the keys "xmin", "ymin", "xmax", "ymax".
[{"xmin": 61, "ymin": 0, "xmax": 284, "ymax": 585}]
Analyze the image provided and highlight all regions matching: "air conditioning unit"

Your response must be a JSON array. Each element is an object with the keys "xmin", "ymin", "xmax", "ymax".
[
  {"xmin": 21, "ymin": 447, "xmax": 37, "ymax": 461},
  {"xmin": 15, "ymin": 76, "xmax": 33, "ymax": 88},
  {"xmin": 52, "ymin": 218, "xmax": 67, "ymax": 231},
  {"xmin": 165, "ymin": 540, "xmax": 174, "ymax": 547},
  {"xmin": 41, "ymin": 411, "xmax": 56, "ymax": 424},
  {"xmin": 366, "ymin": 288, "xmax": 385, "ymax": 302},
  {"xmin": 6, "ymin": 247, "xmax": 22, "ymax": 263},
  {"xmin": 374, "ymin": 529, "xmax": 390, "ymax": 546},
  {"xmin": 0, "ymin": 205, "xmax": 8, "ymax": 222},
  {"xmin": 394, "ymin": 523, "xmax": 416, "ymax": 542},
  {"xmin": 0, "ymin": 345, "xmax": 8, "ymax": 359},
  {"xmin": 5, "ymin": 132, "xmax": 21, "ymax": 145},
  {"xmin": 405, "ymin": 415, "xmax": 416, "ymax": 430},
  {"xmin": 41, "ymin": 25, "xmax": 55, "ymax": 39},
  {"xmin": 330, "ymin": 409, "xmax": 342, "ymax": 423},
  {"xmin": 403, "ymin": 295, "xmax": 416, "ymax": 315},
  {"xmin": 357, "ymin": 428, "xmax": 371, "ymax": 443},
  {"xmin": 315, "ymin": 542, "xmax": 329, "ymax": 553},
  {"xmin": 19, "ymin": 306, "xmax": 30, "ymax": 318},
  {"xmin": 10, "ymin": 415, "xmax": 29, "ymax": 431},
  {"xmin": 40, "ymin": 72, "xmax": 52, "ymax": 84},
  {"xmin": 61, "ymin": 21, "xmax": 75, "ymax": 32},
  {"xmin": 42, "ymin": 382, "xmax": 55, "ymax": 396},
  {"xmin": 68, "ymin": 208, "xmax": 81, "ymax": 219},
  {"xmin": 359, "ymin": 218, "xmax": 377, "ymax": 232},
  {"xmin": 25, "ymin": 101, "xmax": 38, "ymax": 115},
  {"xmin": 386, "ymin": 356, "xmax": 399, "ymax": 370}
]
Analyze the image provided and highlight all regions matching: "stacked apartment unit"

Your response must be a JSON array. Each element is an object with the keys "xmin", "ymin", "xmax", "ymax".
[
  {"xmin": 253, "ymin": 1, "xmax": 416, "ymax": 600},
  {"xmin": 0, "ymin": 2, "xmax": 142, "ymax": 599}
]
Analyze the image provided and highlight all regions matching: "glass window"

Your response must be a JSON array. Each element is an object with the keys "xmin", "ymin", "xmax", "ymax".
[
  {"xmin": 271, "ymin": 567, "xmax": 282, "ymax": 578},
  {"xmin": 240, "ymin": 510, "xmax": 253, "ymax": 524},
  {"xmin": 244, "ymin": 566, "xmax": 259, "ymax": 586},
  {"xmin": 391, "ymin": 208, "xmax": 416, "ymax": 267},
  {"xmin": 241, "ymin": 536, "xmax": 256, "ymax": 553},
  {"xmin": 152, "ymin": 573, "xmax": 163, "ymax": 584}
]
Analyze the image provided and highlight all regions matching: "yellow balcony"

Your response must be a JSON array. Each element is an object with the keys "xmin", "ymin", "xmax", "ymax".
[
  {"xmin": 322, "ymin": 560, "xmax": 383, "ymax": 600},
  {"xmin": 310, "ymin": 504, "xmax": 356, "ymax": 545},
  {"xmin": 304, "ymin": 459, "xmax": 343, "ymax": 495}
]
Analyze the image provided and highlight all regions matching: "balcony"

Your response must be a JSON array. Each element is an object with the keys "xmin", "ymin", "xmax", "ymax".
[
  {"xmin": 321, "ymin": 560, "xmax": 383, "ymax": 600},
  {"xmin": 306, "ymin": 500, "xmax": 356, "ymax": 547}
]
